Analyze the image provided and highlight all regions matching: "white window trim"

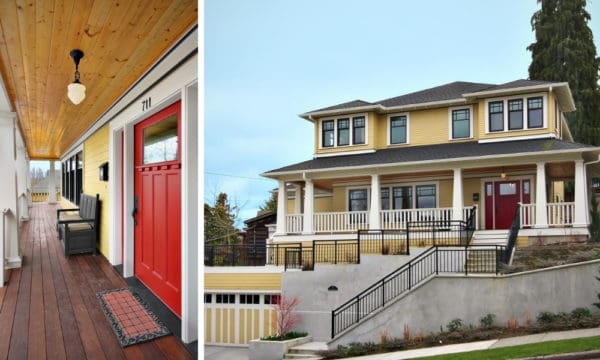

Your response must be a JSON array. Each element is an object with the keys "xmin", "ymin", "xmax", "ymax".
[
  {"xmin": 448, "ymin": 105, "xmax": 474, "ymax": 140},
  {"xmin": 484, "ymin": 92, "xmax": 548, "ymax": 134},
  {"xmin": 347, "ymin": 187, "xmax": 370, "ymax": 212},
  {"xmin": 387, "ymin": 112, "xmax": 410, "ymax": 145},
  {"xmin": 380, "ymin": 181, "xmax": 440, "ymax": 210},
  {"xmin": 318, "ymin": 113, "xmax": 368, "ymax": 149}
]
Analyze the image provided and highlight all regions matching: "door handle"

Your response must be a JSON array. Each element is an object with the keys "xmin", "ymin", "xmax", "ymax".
[{"xmin": 132, "ymin": 195, "xmax": 138, "ymax": 225}]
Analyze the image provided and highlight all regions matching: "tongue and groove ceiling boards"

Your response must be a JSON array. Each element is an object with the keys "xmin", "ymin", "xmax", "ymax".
[{"xmin": 0, "ymin": 0, "xmax": 197, "ymax": 159}]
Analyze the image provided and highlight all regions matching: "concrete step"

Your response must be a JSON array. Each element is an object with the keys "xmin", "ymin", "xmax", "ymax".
[
  {"xmin": 472, "ymin": 230, "xmax": 509, "ymax": 246},
  {"xmin": 285, "ymin": 341, "xmax": 328, "ymax": 360},
  {"xmin": 283, "ymin": 354, "xmax": 324, "ymax": 360}
]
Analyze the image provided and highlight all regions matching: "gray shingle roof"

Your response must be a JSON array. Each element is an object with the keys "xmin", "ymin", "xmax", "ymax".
[
  {"xmin": 264, "ymin": 139, "xmax": 595, "ymax": 175},
  {"xmin": 304, "ymin": 79, "xmax": 564, "ymax": 116}
]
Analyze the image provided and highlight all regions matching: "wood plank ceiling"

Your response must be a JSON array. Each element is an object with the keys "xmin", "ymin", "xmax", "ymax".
[{"xmin": 0, "ymin": 0, "xmax": 197, "ymax": 159}]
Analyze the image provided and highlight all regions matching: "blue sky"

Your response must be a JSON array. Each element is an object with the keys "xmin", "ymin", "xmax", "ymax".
[{"xmin": 205, "ymin": 0, "xmax": 600, "ymax": 225}]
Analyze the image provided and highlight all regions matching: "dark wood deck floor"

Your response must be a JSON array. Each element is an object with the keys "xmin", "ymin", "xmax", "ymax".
[{"xmin": 0, "ymin": 203, "xmax": 194, "ymax": 360}]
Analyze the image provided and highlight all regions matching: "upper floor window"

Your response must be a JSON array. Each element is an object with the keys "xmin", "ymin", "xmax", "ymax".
[
  {"xmin": 451, "ymin": 108, "xmax": 471, "ymax": 139},
  {"xmin": 527, "ymin": 97, "xmax": 543, "ymax": 128},
  {"xmin": 508, "ymin": 99, "xmax": 523, "ymax": 130},
  {"xmin": 390, "ymin": 115, "xmax": 408, "ymax": 144},
  {"xmin": 488, "ymin": 101, "xmax": 504, "ymax": 132},
  {"xmin": 320, "ymin": 115, "xmax": 367, "ymax": 148},
  {"xmin": 322, "ymin": 120, "xmax": 334, "ymax": 147},
  {"xmin": 352, "ymin": 117, "xmax": 365, "ymax": 144},
  {"xmin": 337, "ymin": 119, "xmax": 350, "ymax": 146}
]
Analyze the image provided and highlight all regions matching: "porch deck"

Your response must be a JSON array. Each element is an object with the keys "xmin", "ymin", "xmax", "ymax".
[{"xmin": 0, "ymin": 203, "xmax": 193, "ymax": 359}]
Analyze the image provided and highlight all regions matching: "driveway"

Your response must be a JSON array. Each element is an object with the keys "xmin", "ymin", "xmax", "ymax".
[{"xmin": 204, "ymin": 346, "xmax": 249, "ymax": 360}]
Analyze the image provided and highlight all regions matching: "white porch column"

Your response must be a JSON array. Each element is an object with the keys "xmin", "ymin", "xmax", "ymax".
[
  {"xmin": 369, "ymin": 174, "xmax": 381, "ymax": 229},
  {"xmin": 48, "ymin": 160, "xmax": 57, "ymax": 204},
  {"xmin": 535, "ymin": 162, "xmax": 548, "ymax": 228},
  {"xmin": 452, "ymin": 168, "xmax": 463, "ymax": 221},
  {"xmin": 573, "ymin": 159, "xmax": 587, "ymax": 227},
  {"xmin": 303, "ymin": 178, "xmax": 314, "ymax": 234},
  {"xmin": 0, "ymin": 113, "xmax": 22, "ymax": 286},
  {"xmin": 275, "ymin": 180, "xmax": 287, "ymax": 235},
  {"xmin": 294, "ymin": 184, "xmax": 302, "ymax": 215}
]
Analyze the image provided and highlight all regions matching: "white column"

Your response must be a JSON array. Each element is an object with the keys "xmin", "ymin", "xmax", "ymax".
[
  {"xmin": 573, "ymin": 160, "xmax": 587, "ymax": 227},
  {"xmin": 452, "ymin": 168, "xmax": 463, "ymax": 221},
  {"xmin": 303, "ymin": 179, "xmax": 314, "ymax": 234},
  {"xmin": 275, "ymin": 180, "xmax": 287, "ymax": 235},
  {"xmin": 48, "ymin": 160, "xmax": 57, "ymax": 204},
  {"xmin": 535, "ymin": 162, "xmax": 548, "ymax": 228},
  {"xmin": 294, "ymin": 184, "xmax": 302, "ymax": 215},
  {"xmin": 369, "ymin": 174, "xmax": 381, "ymax": 229},
  {"xmin": 0, "ymin": 113, "xmax": 21, "ymax": 286}
]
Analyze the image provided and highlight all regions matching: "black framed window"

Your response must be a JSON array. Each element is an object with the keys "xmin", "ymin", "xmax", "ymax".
[
  {"xmin": 393, "ymin": 186, "xmax": 412, "ymax": 209},
  {"xmin": 240, "ymin": 294, "xmax": 260, "ymax": 304},
  {"xmin": 380, "ymin": 188, "xmax": 390, "ymax": 210},
  {"xmin": 390, "ymin": 115, "xmax": 407, "ymax": 144},
  {"xmin": 508, "ymin": 99, "xmax": 524, "ymax": 130},
  {"xmin": 322, "ymin": 120, "xmax": 334, "ymax": 147},
  {"xmin": 337, "ymin": 118, "xmax": 349, "ymax": 146},
  {"xmin": 451, "ymin": 109, "xmax": 470, "ymax": 139},
  {"xmin": 352, "ymin": 117, "xmax": 365, "ymax": 144},
  {"xmin": 264, "ymin": 294, "xmax": 280, "ymax": 305},
  {"xmin": 488, "ymin": 101, "xmax": 504, "ymax": 132},
  {"xmin": 204, "ymin": 294, "xmax": 212, "ymax": 303},
  {"xmin": 349, "ymin": 189, "xmax": 368, "ymax": 211},
  {"xmin": 416, "ymin": 185, "xmax": 436, "ymax": 208},
  {"xmin": 527, "ymin": 97, "xmax": 543, "ymax": 128},
  {"xmin": 216, "ymin": 294, "xmax": 235, "ymax": 304}
]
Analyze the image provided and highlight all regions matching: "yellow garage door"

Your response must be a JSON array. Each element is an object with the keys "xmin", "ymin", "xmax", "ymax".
[{"xmin": 204, "ymin": 293, "xmax": 280, "ymax": 346}]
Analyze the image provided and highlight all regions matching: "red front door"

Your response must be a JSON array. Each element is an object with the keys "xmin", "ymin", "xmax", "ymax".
[
  {"xmin": 494, "ymin": 180, "xmax": 521, "ymax": 229},
  {"xmin": 134, "ymin": 101, "xmax": 182, "ymax": 317}
]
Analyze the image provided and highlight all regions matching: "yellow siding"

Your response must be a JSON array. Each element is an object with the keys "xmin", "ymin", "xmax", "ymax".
[
  {"xmin": 205, "ymin": 273, "xmax": 282, "ymax": 291},
  {"xmin": 314, "ymin": 196, "xmax": 332, "ymax": 212},
  {"xmin": 83, "ymin": 124, "xmax": 110, "ymax": 257},
  {"xmin": 463, "ymin": 179, "xmax": 481, "ymax": 207},
  {"xmin": 438, "ymin": 180, "xmax": 453, "ymax": 208},
  {"xmin": 409, "ymin": 107, "xmax": 452, "ymax": 145},
  {"xmin": 332, "ymin": 187, "xmax": 346, "ymax": 211}
]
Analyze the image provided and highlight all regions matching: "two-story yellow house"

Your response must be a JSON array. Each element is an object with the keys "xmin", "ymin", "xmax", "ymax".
[
  {"xmin": 204, "ymin": 79, "xmax": 600, "ymax": 348},
  {"xmin": 263, "ymin": 79, "xmax": 598, "ymax": 243}
]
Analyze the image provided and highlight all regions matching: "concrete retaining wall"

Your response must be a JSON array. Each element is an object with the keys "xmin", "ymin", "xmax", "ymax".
[{"xmin": 328, "ymin": 260, "xmax": 600, "ymax": 347}]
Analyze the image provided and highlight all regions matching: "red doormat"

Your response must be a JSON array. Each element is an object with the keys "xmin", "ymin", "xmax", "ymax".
[{"xmin": 96, "ymin": 288, "xmax": 170, "ymax": 347}]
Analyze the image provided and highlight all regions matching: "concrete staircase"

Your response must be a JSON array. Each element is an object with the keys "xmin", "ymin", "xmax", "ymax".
[
  {"xmin": 466, "ymin": 230, "xmax": 508, "ymax": 273},
  {"xmin": 284, "ymin": 342, "xmax": 328, "ymax": 360},
  {"xmin": 471, "ymin": 230, "xmax": 508, "ymax": 246}
]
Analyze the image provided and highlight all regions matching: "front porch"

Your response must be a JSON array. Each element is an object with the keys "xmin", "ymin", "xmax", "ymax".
[
  {"xmin": 272, "ymin": 159, "xmax": 591, "ymax": 239},
  {"xmin": 0, "ymin": 203, "xmax": 194, "ymax": 359}
]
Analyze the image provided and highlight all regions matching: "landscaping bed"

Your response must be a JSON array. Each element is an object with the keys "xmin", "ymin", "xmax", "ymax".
[
  {"xmin": 319, "ymin": 310, "xmax": 600, "ymax": 359},
  {"xmin": 502, "ymin": 242, "xmax": 600, "ymax": 274}
]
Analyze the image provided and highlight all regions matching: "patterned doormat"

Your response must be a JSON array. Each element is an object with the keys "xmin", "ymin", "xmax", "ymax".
[{"xmin": 97, "ymin": 288, "xmax": 171, "ymax": 347}]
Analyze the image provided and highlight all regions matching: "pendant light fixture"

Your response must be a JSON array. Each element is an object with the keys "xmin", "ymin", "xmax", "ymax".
[{"xmin": 67, "ymin": 49, "xmax": 86, "ymax": 105}]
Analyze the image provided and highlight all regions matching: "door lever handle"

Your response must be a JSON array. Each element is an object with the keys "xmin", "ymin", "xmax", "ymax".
[{"xmin": 132, "ymin": 195, "xmax": 138, "ymax": 225}]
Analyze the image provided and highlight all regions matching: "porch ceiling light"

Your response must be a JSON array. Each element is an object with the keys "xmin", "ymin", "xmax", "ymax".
[
  {"xmin": 67, "ymin": 49, "xmax": 86, "ymax": 105},
  {"xmin": 500, "ymin": 167, "xmax": 507, "ymax": 179}
]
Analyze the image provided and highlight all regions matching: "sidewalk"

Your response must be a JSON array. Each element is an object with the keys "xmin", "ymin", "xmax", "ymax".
[{"xmin": 342, "ymin": 327, "xmax": 600, "ymax": 360}]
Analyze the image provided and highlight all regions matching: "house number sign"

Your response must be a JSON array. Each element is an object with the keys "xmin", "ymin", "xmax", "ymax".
[{"xmin": 142, "ymin": 97, "xmax": 152, "ymax": 111}]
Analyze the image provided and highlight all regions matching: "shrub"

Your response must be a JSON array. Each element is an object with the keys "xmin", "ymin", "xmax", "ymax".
[
  {"xmin": 571, "ymin": 307, "xmax": 592, "ymax": 319},
  {"xmin": 537, "ymin": 311, "xmax": 559, "ymax": 324},
  {"xmin": 479, "ymin": 313, "xmax": 496, "ymax": 329},
  {"xmin": 446, "ymin": 318, "xmax": 464, "ymax": 332},
  {"xmin": 260, "ymin": 331, "xmax": 307, "ymax": 341}
]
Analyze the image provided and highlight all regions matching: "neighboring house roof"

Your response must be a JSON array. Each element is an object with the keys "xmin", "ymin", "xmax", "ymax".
[
  {"xmin": 300, "ymin": 79, "xmax": 575, "ymax": 119},
  {"xmin": 263, "ymin": 138, "xmax": 596, "ymax": 176},
  {"xmin": 244, "ymin": 210, "xmax": 276, "ymax": 226}
]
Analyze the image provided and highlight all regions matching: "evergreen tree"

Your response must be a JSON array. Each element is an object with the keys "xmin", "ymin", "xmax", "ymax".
[
  {"xmin": 204, "ymin": 192, "xmax": 240, "ymax": 244},
  {"xmin": 528, "ymin": 0, "xmax": 600, "ymax": 145},
  {"xmin": 259, "ymin": 191, "xmax": 277, "ymax": 213}
]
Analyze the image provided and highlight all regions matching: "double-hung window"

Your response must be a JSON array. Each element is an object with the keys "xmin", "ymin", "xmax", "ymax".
[
  {"xmin": 393, "ymin": 186, "xmax": 412, "ymax": 209},
  {"xmin": 390, "ymin": 115, "xmax": 407, "ymax": 144},
  {"xmin": 488, "ymin": 101, "xmax": 504, "ymax": 132},
  {"xmin": 381, "ymin": 188, "xmax": 390, "ymax": 210},
  {"xmin": 451, "ymin": 108, "xmax": 471, "ymax": 139},
  {"xmin": 337, "ymin": 118, "xmax": 350, "ymax": 146},
  {"xmin": 349, "ymin": 189, "xmax": 368, "ymax": 211},
  {"xmin": 322, "ymin": 120, "xmax": 334, "ymax": 147},
  {"xmin": 352, "ymin": 117, "xmax": 365, "ymax": 144},
  {"xmin": 527, "ymin": 97, "xmax": 543, "ymax": 128},
  {"xmin": 508, "ymin": 99, "xmax": 523, "ymax": 130},
  {"xmin": 416, "ymin": 185, "xmax": 436, "ymax": 208},
  {"xmin": 380, "ymin": 184, "xmax": 436, "ymax": 210}
]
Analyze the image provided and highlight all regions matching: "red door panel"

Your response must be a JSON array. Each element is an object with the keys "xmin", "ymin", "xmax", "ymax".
[
  {"xmin": 494, "ymin": 180, "xmax": 521, "ymax": 229},
  {"xmin": 134, "ymin": 101, "xmax": 182, "ymax": 317}
]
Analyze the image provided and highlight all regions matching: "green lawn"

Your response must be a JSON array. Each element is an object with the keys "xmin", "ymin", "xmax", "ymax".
[{"xmin": 415, "ymin": 336, "xmax": 600, "ymax": 360}]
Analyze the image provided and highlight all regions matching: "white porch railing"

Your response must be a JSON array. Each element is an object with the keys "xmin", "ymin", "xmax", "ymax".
[
  {"xmin": 520, "ymin": 202, "xmax": 574, "ymax": 227},
  {"xmin": 285, "ymin": 214, "xmax": 303, "ymax": 234},
  {"xmin": 284, "ymin": 206, "xmax": 478, "ymax": 234},
  {"xmin": 314, "ymin": 211, "xmax": 368, "ymax": 233}
]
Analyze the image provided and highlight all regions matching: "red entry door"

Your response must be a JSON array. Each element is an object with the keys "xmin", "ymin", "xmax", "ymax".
[
  {"xmin": 494, "ymin": 180, "xmax": 521, "ymax": 229},
  {"xmin": 134, "ymin": 101, "xmax": 182, "ymax": 317}
]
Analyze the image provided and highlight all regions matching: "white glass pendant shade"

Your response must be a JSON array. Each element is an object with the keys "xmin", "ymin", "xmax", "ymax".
[{"xmin": 68, "ymin": 82, "xmax": 86, "ymax": 105}]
